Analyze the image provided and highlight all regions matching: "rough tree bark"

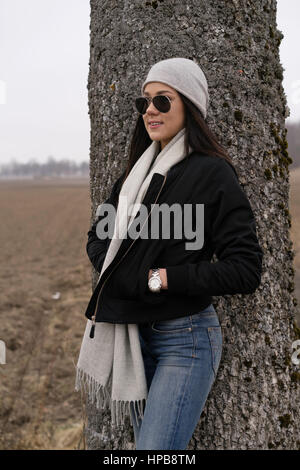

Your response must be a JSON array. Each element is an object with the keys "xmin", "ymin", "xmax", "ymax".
[{"xmin": 84, "ymin": 0, "xmax": 300, "ymax": 450}]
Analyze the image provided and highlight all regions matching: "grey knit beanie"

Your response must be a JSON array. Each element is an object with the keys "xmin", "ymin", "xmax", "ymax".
[{"xmin": 141, "ymin": 57, "xmax": 209, "ymax": 119}]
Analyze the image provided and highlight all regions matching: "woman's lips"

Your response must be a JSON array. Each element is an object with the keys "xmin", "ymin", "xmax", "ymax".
[{"xmin": 149, "ymin": 122, "xmax": 163, "ymax": 129}]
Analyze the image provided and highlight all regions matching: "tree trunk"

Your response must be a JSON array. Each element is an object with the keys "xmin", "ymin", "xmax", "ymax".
[{"xmin": 84, "ymin": 0, "xmax": 300, "ymax": 450}]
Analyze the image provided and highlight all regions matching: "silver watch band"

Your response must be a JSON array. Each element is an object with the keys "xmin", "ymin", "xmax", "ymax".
[{"xmin": 151, "ymin": 268, "xmax": 160, "ymax": 276}]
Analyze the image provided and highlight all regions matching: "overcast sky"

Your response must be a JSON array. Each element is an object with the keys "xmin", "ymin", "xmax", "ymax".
[{"xmin": 0, "ymin": 0, "xmax": 299, "ymax": 166}]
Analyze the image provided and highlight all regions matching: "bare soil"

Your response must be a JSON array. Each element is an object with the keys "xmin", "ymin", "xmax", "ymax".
[
  {"xmin": 290, "ymin": 168, "xmax": 300, "ymax": 313},
  {"xmin": 0, "ymin": 178, "xmax": 91, "ymax": 449}
]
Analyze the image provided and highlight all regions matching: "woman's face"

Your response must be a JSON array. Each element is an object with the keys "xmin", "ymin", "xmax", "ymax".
[{"xmin": 142, "ymin": 82, "xmax": 185, "ymax": 151}]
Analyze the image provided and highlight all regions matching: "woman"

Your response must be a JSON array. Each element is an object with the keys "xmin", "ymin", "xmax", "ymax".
[{"xmin": 75, "ymin": 58, "xmax": 263, "ymax": 450}]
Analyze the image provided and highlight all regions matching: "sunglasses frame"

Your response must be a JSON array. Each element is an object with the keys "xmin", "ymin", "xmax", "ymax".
[{"xmin": 134, "ymin": 95, "xmax": 172, "ymax": 115}]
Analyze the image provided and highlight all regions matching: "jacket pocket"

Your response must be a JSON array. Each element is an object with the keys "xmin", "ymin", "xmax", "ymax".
[{"xmin": 107, "ymin": 243, "xmax": 141, "ymax": 300}]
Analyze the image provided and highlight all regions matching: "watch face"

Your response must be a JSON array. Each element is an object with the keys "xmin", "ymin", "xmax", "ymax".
[{"xmin": 151, "ymin": 279, "xmax": 160, "ymax": 289}]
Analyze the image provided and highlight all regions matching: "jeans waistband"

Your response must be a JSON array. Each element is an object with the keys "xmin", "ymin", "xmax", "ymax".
[{"xmin": 151, "ymin": 304, "xmax": 220, "ymax": 328}]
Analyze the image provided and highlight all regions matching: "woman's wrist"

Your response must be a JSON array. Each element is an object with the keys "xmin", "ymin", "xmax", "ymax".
[{"xmin": 148, "ymin": 268, "xmax": 168, "ymax": 290}]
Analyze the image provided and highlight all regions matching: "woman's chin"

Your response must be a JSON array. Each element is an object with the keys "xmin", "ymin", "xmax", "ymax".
[
  {"xmin": 148, "ymin": 133, "xmax": 162, "ymax": 142},
  {"xmin": 148, "ymin": 129, "xmax": 167, "ymax": 142}
]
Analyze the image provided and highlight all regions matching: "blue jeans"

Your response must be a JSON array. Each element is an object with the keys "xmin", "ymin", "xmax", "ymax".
[{"xmin": 129, "ymin": 303, "xmax": 223, "ymax": 450}]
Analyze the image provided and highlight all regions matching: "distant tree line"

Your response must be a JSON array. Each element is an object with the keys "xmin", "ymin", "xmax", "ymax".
[
  {"xmin": 0, "ymin": 121, "xmax": 299, "ymax": 180},
  {"xmin": 0, "ymin": 156, "xmax": 89, "ymax": 179}
]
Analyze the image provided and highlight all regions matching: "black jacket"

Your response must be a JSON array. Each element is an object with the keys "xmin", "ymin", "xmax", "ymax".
[{"xmin": 85, "ymin": 151, "xmax": 263, "ymax": 326}]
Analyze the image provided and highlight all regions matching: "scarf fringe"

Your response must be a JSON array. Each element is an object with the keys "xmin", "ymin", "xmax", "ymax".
[{"xmin": 75, "ymin": 366, "xmax": 146, "ymax": 427}]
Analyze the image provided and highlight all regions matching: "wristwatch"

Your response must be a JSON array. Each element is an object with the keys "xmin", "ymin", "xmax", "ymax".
[{"xmin": 148, "ymin": 268, "xmax": 162, "ymax": 293}]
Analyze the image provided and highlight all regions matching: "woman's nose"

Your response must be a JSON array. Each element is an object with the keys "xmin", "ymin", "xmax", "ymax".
[{"xmin": 146, "ymin": 101, "xmax": 159, "ymax": 114}]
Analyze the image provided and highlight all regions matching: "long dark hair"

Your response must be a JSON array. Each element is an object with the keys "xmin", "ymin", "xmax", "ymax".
[{"xmin": 121, "ymin": 91, "xmax": 237, "ymax": 187}]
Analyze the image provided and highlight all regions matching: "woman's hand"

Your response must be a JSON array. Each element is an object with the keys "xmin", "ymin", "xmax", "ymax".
[{"xmin": 148, "ymin": 268, "xmax": 168, "ymax": 289}]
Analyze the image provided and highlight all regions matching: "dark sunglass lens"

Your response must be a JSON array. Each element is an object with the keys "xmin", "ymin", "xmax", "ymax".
[
  {"xmin": 153, "ymin": 95, "xmax": 170, "ymax": 113},
  {"xmin": 135, "ymin": 97, "xmax": 148, "ymax": 114}
]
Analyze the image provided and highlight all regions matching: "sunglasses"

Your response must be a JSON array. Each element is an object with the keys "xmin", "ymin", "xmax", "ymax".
[{"xmin": 135, "ymin": 95, "xmax": 172, "ymax": 114}]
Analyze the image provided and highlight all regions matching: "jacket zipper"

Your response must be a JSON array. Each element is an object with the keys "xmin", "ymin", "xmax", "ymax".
[{"xmin": 89, "ymin": 173, "xmax": 168, "ymax": 338}]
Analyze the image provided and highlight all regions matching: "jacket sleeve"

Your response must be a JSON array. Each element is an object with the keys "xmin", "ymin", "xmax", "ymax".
[
  {"xmin": 86, "ymin": 172, "xmax": 125, "ymax": 273},
  {"xmin": 165, "ymin": 158, "xmax": 264, "ymax": 296}
]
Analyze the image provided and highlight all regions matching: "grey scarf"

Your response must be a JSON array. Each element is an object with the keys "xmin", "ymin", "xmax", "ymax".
[{"xmin": 75, "ymin": 127, "xmax": 191, "ymax": 427}]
